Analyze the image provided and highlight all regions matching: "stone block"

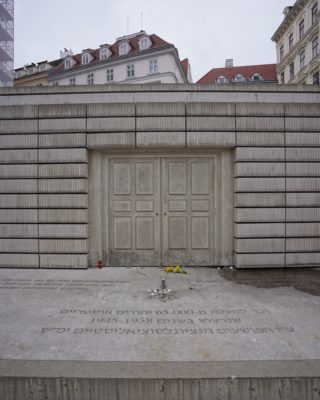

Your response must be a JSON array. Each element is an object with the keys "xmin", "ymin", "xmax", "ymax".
[
  {"xmin": 235, "ymin": 148, "xmax": 285, "ymax": 162},
  {"xmin": 136, "ymin": 132, "xmax": 185, "ymax": 147},
  {"xmin": 0, "ymin": 119, "xmax": 38, "ymax": 133},
  {"xmin": 136, "ymin": 102, "xmax": 185, "ymax": 116},
  {"xmin": 87, "ymin": 117, "xmax": 135, "ymax": 132},
  {"xmin": 38, "ymin": 179, "xmax": 87, "ymax": 193},
  {"xmin": 39, "ymin": 133, "xmax": 86, "ymax": 148},
  {"xmin": 0, "ymin": 238, "xmax": 38, "ymax": 252},
  {"xmin": 236, "ymin": 103, "xmax": 284, "ymax": 116},
  {"xmin": 39, "ymin": 239, "xmax": 88, "ymax": 253},
  {"xmin": 0, "ymin": 209, "xmax": 38, "ymax": 223},
  {"xmin": 287, "ymin": 222, "xmax": 320, "ymax": 237},
  {"xmin": 235, "ymin": 163, "xmax": 285, "ymax": 177},
  {"xmin": 234, "ymin": 253, "xmax": 285, "ymax": 268},
  {"xmin": 0, "ymin": 254, "xmax": 39, "ymax": 267},
  {"xmin": 0, "ymin": 134, "xmax": 37, "ymax": 149},
  {"xmin": 39, "ymin": 118, "xmax": 86, "ymax": 132},
  {"xmin": 286, "ymin": 163, "xmax": 320, "ymax": 176},
  {"xmin": 286, "ymin": 148, "xmax": 320, "ymax": 161},
  {"xmin": 0, "ymin": 165, "xmax": 37, "ymax": 178},
  {"xmin": 137, "ymin": 117, "xmax": 185, "ymax": 131},
  {"xmin": 235, "ymin": 208, "xmax": 285, "ymax": 223},
  {"xmin": 39, "ymin": 104, "xmax": 86, "ymax": 118},
  {"xmin": 236, "ymin": 117, "xmax": 284, "ymax": 131},
  {"xmin": 0, "ymin": 179, "xmax": 37, "ymax": 193},
  {"xmin": 286, "ymin": 238, "xmax": 320, "ymax": 252},
  {"xmin": 0, "ymin": 194, "xmax": 37, "ymax": 208},
  {"xmin": 39, "ymin": 164, "xmax": 88, "ymax": 178},
  {"xmin": 286, "ymin": 177, "xmax": 320, "ymax": 191},
  {"xmin": 235, "ymin": 177, "xmax": 285, "ymax": 192},
  {"xmin": 38, "ymin": 149, "xmax": 87, "ymax": 163},
  {"xmin": 286, "ymin": 193, "xmax": 320, "ymax": 206},
  {"xmin": 87, "ymin": 103, "xmax": 135, "ymax": 117},
  {"xmin": 234, "ymin": 223, "xmax": 285, "ymax": 237},
  {"xmin": 87, "ymin": 133, "xmax": 135, "ymax": 148},
  {"xmin": 187, "ymin": 131, "xmax": 235, "ymax": 147},
  {"xmin": 0, "ymin": 149, "xmax": 37, "ymax": 163},
  {"xmin": 236, "ymin": 132, "xmax": 284, "ymax": 146},
  {"xmin": 286, "ymin": 117, "xmax": 320, "ymax": 131},
  {"xmin": 187, "ymin": 116, "xmax": 235, "ymax": 131},
  {"xmin": 235, "ymin": 193, "xmax": 285, "ymax": 207},
  {"xmin": 286, "ymin": 207, "xmax": 320, "ymax": 222},
  {"xmin": 0, "ymin": 224, "xmax": 38, "ymax": 238},
  {"xmin": 186, "ymin": 102, "xmax": 235, "ymax": 116},
  {"xmin": 39, "ymin": 194, "xmax": 88, "ymax": 208},
  {"xmin": 39, "ymin": 209, "xmax": 88, "ymax": 223},
  {"xmin": 286, "ymin": 132, "xmax": 320, "ymax": 146},
  {"xmin": 286, "ymin": 252, "xmax": 320, "ymax": 266},
  {"xmin": 285, "ymin": 103, "xmax": 320, "ymax": 116},
  {"xmin": 0, "ymin": 105, "xmax": 38, "ymax": 119},
  {"xmin": 235, "ymin": 238, "xmax": 285, "ymax": 253},
  {"xmin": 39, "ymin": 224, "xmax": 88, "ymax": 238},
  {"xmin": 40, "ymin": 254, "xmax": 88, "ymax": 268}
]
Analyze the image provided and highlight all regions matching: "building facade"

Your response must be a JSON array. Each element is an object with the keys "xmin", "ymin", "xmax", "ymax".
[
  {"xmin": 197, "ymin": 60, "xmax": 277, "ymax": 84},
  {"xmin": 0, "ymin": 0, "xmax": 14, "ymax": 87},
  {"xmin": 0, "ymin": 85, "xmax": 319, "ymax": 269},
  {"xmin": 14, "ymin": 60, "xmax": 61, "ymax": 87},
  {"xmin": 48, "ymin": 31, "xmax": 192, "ymax": 85},
  {"xmin": 272, "ymin": 0, "xmax": 320, "ymax": 84}
]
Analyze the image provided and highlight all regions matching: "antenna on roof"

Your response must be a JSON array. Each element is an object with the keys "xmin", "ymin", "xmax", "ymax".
[
  {"xmin": 127, "ymin": 16, "xmax": 129, "ymax": 34},
  {"xmin": 141, "ymin": 11, "xmax": 143, "ymax": 30}
]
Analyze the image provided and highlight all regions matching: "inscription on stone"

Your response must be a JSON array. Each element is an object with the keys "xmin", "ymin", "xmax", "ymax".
[{"xmin": 40, "ymin": 308, "xmax": 295, "ymax": 336}]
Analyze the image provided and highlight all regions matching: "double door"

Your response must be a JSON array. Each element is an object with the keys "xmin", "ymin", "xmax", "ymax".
[{"xmin": 109, "ymin": 156, "xmax": 215, "ymax": 266}]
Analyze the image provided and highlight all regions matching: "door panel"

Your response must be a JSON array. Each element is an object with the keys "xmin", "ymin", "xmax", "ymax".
[
  {"xmin": 162, "ymin": 158, "xmax": 215, "ymax": 266},
  {"xmin": 109, "ymin": 159, "xmax": 160, "ymax": 266}
]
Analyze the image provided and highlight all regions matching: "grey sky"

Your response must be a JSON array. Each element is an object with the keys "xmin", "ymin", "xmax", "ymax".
[{"xmin": 15, "ymin": 0, "xmax": 291, "ymax": 81}]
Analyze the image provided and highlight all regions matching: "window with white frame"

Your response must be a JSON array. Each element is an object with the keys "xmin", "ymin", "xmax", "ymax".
[
  {"xmin": 119, "ymin": 43, "xmax": 129, "ymax": 56},
  {"xmin": 299, "ymin": 19, "xmax": 305, "ymax": 39},
  {"xmin": 139, "ymin": 37, "xmax": 149, "ymax": 51},
  {"xmin": 289, "ymin": 61, "xmax": 294, "ymax": 79},
  {"xmin": 288, "ymin": 32, "xmax": 294, "ymax": 50},
  {"xmin": 251, "ymin": 73, "xmax": 263, "ymax": 81},
  {"xmin": 65, "ymin": 58, "xmax": 71, "ymax": 69},
  {"xmin": 69, "ymin": 78, "xmax": 76, "ymax": 86},
  {"xmin": 127, "ymin": 64, "xmax": 134, "ymax": 78},
  {"xmin": 106, "ymin": 68, "xmax": 114, "ymax": 82},
  {"xmin": 52, "ymin": 82, "xmax": 59, "ymax": 86},
  {"xmin": 82, "ymin": 53, "xmax": 90, "ymax": 65},
  {"xmin": 312, "ymin": 2, "xmax": 318, "ymax": 24},
  {"xmin": 39, "ymin": 64, "xmax": 45, "ymax": 72},
  {"xmin": 100, "ymin": 47, "xmax": 109, "ymax": 60},
  {"xmin": 149, "ymin": 58, "xmax": 158, "ymax": 73},
  {"xmin": 313, "ymin": 35, "xmax": 319, "ymax": 58},
  {"xmin": 87, "ymin": 73, "xmax": 94, "ymax": 85},
  {"xmin": 216, "ymin": 75, "xmax": 228, "ymax": 83},
  {"xmin": 233, "ymin": 74, "xmax": 246, "ymax": 82},
  {"xmin": 300, "ymin": 49, "xmax": 306, "ymax": 69}
]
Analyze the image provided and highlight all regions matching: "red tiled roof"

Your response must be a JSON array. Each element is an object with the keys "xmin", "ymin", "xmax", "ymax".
[
  {"xmin": 49, "ymin": 33, "xmax": 174, "ymax": 77},
  {"xmin": 180, "ymin": 58, "xmax": 189, "ymax": 78},
  {"xmin": 197, "ymin": 63, "xmax": 277, "ymax": 84}
]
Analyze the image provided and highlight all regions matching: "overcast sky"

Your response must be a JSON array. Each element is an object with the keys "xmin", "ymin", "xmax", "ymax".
[{"xmin": 15, "ymin": 0, "xmax": 291, "ymax": 82}]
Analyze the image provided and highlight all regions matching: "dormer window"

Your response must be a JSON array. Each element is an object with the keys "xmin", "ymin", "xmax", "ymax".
[
  {"xmin": 251, "ymin": 73, "xmax": 263, "ymax": 81},
  {"xmin": 65, "ymin": 58, "xmax": 72, "ymax": 69},
  {"xmin": 119, "ymin": 42, "xmax": 130, "ymax": 56},
  {"xmin": 82, "ymin": 53, "xmax": 90, "ymax": 65},
  {"xmin": 233, "ymin": 74, "xmax": 246, "ymax": 82},
  {"xmin": 100, "ymin": 47, "xmax": 110, "ymax": 60},
  {"xmin": 139, "ymin": 36, "xmax": 151, "ymax": 51},
  {"xmin": 216, "ymin": 75, "xmax": 228, "ymax": 83}
]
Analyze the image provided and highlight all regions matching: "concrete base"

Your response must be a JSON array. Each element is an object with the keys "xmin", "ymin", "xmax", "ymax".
[{"xmin": 0, "ymin": 267, "xmax": 319, "ymax": 399}]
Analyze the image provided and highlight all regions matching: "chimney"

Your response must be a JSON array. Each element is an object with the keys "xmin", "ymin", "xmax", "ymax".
[
  {"xmin": 225, "ymin": 59, "xmax": 233, "ymax": 68},
  {"xmin": 60, "ymin": 48, "xmax": 73, "ymax": 58},
  {"xmin": 283, "ymin": 6, "xmax": 293, "ymax": 17}
]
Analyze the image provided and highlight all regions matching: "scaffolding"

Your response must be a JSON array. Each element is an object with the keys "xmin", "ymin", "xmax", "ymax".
[{"xmin": 0, "ymin": 0, "xmax": 14, "ymax": 87}]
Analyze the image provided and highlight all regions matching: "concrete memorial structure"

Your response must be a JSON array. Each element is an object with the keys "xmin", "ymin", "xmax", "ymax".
[{"xmin": 0, "ymin": 84, "xmax": 320, "ymax": 268}]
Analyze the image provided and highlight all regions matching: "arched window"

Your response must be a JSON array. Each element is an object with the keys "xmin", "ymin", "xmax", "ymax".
[
  {"xmin": 216, "ymin": 75, "xmax": 228, "ymax": 83},
  {"xmin": 233, "ymin": 74, "xmax": 246, "ymax": 82},
  {"xmin": 82, "ymin": 53, "xmax": 90, "ymax": 65},
  {"xmin": 139, "ymin": 37, "xmax": 150, "ymax": 51},
  {"xmin": 119, "ymin": 42, "xmax": 129, "ymax": 56},
  {"xmin": 251, "ymin": 73, "xmax": 263, "ymax": 81},
  {"xmin": 64, "ymin": 58, "xmax": 72, "ymax": 69},
  {"xmin": 100, "ymin": 47, "xmax": 110, "ymax": 60}
]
